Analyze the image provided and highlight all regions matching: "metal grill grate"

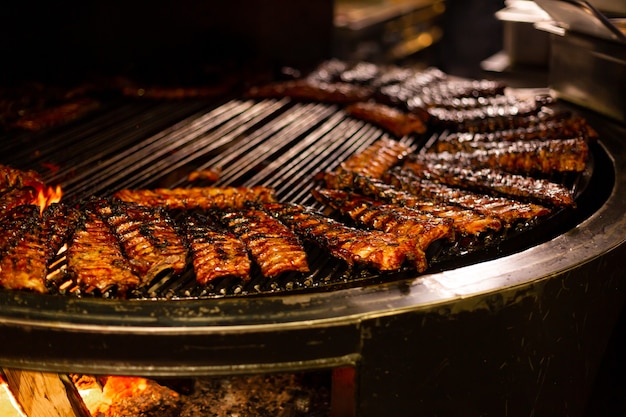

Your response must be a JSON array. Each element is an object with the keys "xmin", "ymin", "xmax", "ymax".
[
  {"xmin": 5, "ymin": 98, "xmax": 420, "ymax": 299},
  {"xmin": 3, "ymin": 97, "xmax": 593, "ymax": 300}
]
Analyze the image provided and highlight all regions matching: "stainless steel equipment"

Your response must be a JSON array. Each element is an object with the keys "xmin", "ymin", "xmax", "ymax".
[{"xmin": 535, "ymin": 0, "xmax": 626, "ymax": 123}]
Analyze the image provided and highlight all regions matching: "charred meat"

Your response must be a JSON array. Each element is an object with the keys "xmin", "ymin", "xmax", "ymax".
[
  {"xmin": 265, "ymin": 202, "xmax": 411, "ymax": 271},
  {"xmin": 426, "ymin": 107, "xmax": 567, "ymax": 134},
  {"xmin": 0, "ymin": 164, "xmax": 45, "ymax": 195},
  {"xmin": 67, "ymin": 208, "xmax": 140, "ymax": 296},
  {"xmin": 384, "ymin": 168, "xmax": 551, "ymax": 225},
  {"xmin": 344, "ymin": 101, "xmax": 428, "ymax": 137},
  {"xmin": 0, "ymin": 203, "xmax": 79, "ymax": 293},
  {"xmin": 402, "ymin": 158, "xmax": 575, "ymax": 207},
  {"xmin": 182, "ymin": 212, "xmax": 251, "ymax": 285},
  {"xmin": 312, "ymin": 188, "xmax": 454, "ymax": 271},
  {"xmin": 419, "ymin": 137, "xmax": 589, "ymax": 175},
  {"xmin": 113, "ymin": 186, "xmax": 276, "ymax": 210},
  {"xmin": 186, "ymin": 167, "xmax": 222, "ymax": 184},
  {"xmin": 378, "ymin": 77, "xmax": 506, "ymax": 114},
  {"xmin": 320, "ymin": 137, "xmax": 412, "ymax": 189},
  {"xmin": 246, "ymin": 79, "xmax": 375, "ymax": 104},
  {"xmin": 426, "ymin": 98, "xmax": 546, "ymax": 132},
  {"xmin": 94, "ymin": 199, "xmax": 188, "ymax": 284},
  {"xmin": 219, "ymin": 207, "xmax": 309, "ymax": 278},
  {"xmin": 0, "ymin": 204, "xmax": 40, "ymax": 255},
  {"xmin": 432, "ymin": 115, "xmax": 598, "ymax": 151},
  {"xmin": 0, "ymin": 188, "xmax": 38, "ymax": 215}
]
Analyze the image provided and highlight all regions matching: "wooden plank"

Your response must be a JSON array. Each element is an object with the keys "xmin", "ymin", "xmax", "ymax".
[{"xmin": 2, "ymin": 369, "xmax": 90, "ymax": 417}]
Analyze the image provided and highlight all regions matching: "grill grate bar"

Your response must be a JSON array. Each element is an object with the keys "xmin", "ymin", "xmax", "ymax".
[
  {"xmin": 214, "ymin": 102, "xmax": 339, "ymax": 187},
  {"xmin": 159, "ymin": 100, "xmax": 338, "ymax": 189},
  {"xmin": 30, "ymin": 101, "xmax": 208, "ymax": 183},
  {"xmin": 250, "ymin": 116, "xmax": 379, "ymax": 203},
  {"xmin": 58, "ymin": 100, "xmax": 268, "ymax": 200},
  {"xmin": 104, "ymin": 99, "xmax": 292, "ymax": 193}
]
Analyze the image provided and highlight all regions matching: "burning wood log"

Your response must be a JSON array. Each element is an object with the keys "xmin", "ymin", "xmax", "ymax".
[{"xmin": 2, "ymin": 369, "xmax": 90, "ymax": 417}]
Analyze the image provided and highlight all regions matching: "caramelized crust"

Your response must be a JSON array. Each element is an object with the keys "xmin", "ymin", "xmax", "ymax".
[
  {"xmin": 432, "ymin": 115, "xmax": 598, "ymax": 151},
  {"xmin": 320, "ymin": 137, "xmax": 412, "ymax": 189},
  {"xmin": 345, "ymin": 101, "xmax": 428, "ymax": 137},
  {"xmin": 95, "ymin": 200, "xmax": 188, "ymax": 283},
  {"xmin": 312, "ymin": 188, "xmax": 454, "ymax": 272},
  {"xmin": 378, "ymin": 77, "xmax": 505, "ymax": 113},
  {"xmin": 246, "ymin": 79, "xmax": 375, "ymax": 104},
  {"xmin": 420, "ymin": 138, "xmax": 589, "ymax": 175},
  {"xmin": 0, "ymin": 164, "xmax": 45, "ymax": 195},
  {"xmin": 113, "ymin": 186, "xmax": 276, "ymax": 210},
  {"xmin": 67, "ymin": 209, "xmax": 139, "ymax": 296},
  {"xmin": 0, "ymin": 203, "xmax": 79, "ymax": 293},
  {"xmin": 402, "ymin": 157, "xmax": 575, "ymax": 207},
  {"xmin": 219, "ymin": 207, "xmax": 309, "ymax": 278},
  {"xmin": 265, "ymin": 202, "xmax": 410, "ymax": 271},
  {"xmin": 0, "ymin": 204, "xmax": 40, "ymax": 255},
  {"xmin": 0, "ymin": 188, "xmax": 38, "ymax": 214},
  {"xmin": 182, "ymin": 212, "xmax": 251, "ymax": 284},
  {"xmin": 384, "ymin": 168, "xmax": 550, "ymax": 224}
]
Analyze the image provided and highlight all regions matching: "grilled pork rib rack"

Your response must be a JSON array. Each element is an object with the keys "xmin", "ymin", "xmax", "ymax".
[{"xmin": 0, "ymin": 60, "xmax": 597, "ymax": 299}]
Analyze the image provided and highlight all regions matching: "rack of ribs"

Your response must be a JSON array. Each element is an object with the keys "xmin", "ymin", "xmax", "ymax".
[
  {"xmin": 0, "ymin": 203, "xmax": 79, "ymax": 293},
  {"xmin": 383, "ymin": 168, "xmax": 551, "ymax": 225},
  {"xmin": 311, "ymin": 188, "xmax": 454, "ymax": 272},
  {"xmin": 67, "ymin": 208, "xmax": 140, "ymax": 297},
  {"xmin": 402, "ymin": 158, "xmax": 575, "ymax": 207},
  {"xmin": 264, "ymin": 202, "xmax": 412, "ymax": 272},
  {"xmin": 113, "ymin": 186, "xmax": 277, "ymax": 210},
  {"xmin": 181, "ymin": 212, "xmax": 251, "ymax": 285},
  {"xmin": 418, "ymin": 137, "xmax": 589, "ymax": 175},
  {"xmin": 218, "ymin": 207, "xmax": 310, "ymax": 278},
  {"xmin": 94, "ymin": 199, "xmax": 188, "ymax": 284}
]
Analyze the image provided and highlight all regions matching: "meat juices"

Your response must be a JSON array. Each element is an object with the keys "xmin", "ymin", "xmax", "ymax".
[
  {"xmin": 67, "ymin": 209, "xmax": 140, "ymax": 296},
  {"xmin": 95, "ymin": 199, "xmax": 188, "ymax": 284},
  {"xmin": 182, "ymin": 212, "xmax": 251, "ymax": 284},
  {"xmin": 219, "ymin": 207, "xmax": 309, "ymax": 278},
  {"xmin": 265, "ymin": 202, "xmax": 411, "ymax": 272},
  {"xmin": 0, "ymin": 203, "xmax": 79, "ymax": 293}
]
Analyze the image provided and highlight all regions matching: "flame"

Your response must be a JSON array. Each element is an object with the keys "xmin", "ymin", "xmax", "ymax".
[
  {"xmin": 0, "ymin": 376, "xmax": 27, "ymax": 417},
  {"xmin": 34, "ymin": 185, "xmax": 63, "ymax": 214},
  {"xmin": 78, "ymin": 376, "xmax": 150, "ymax": 416},
  {"xmin": 103, "ymin": 376, "xmax": 149, "ymax": 397}
]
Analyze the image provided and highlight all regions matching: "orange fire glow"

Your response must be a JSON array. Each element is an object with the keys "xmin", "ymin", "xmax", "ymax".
[
  {"xmin": 34, "ymin": 185, "xmax": 63, "ymax": 214},
  {"xmin": 79, "ymin": 376, "xmax": 151, "ymax": 416}
]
